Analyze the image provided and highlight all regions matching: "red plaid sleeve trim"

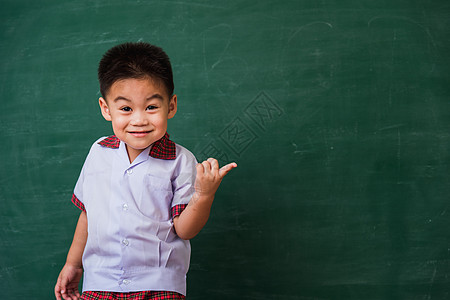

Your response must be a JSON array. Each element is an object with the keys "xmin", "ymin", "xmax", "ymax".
[
  {"xmin": 150, "ymin": 133, "xmax": 176, "ymax": 160},
  {"xmin": 72, "ymin": 194, "xmax": 86, "ymax": 212},
  {"xmin": 80, "ymin": 290, "xmax": 185, "ymax": 300},
  {"xmin": 171, "ymin": 204, "xmax": 188, "ymax": 218}
]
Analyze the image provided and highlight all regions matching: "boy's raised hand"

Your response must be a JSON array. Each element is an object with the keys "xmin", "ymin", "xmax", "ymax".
[
  {"xmin": 172, "ymin": 158, "xmax": 237, "ymax": 240},
  {"xmin": 194, "ymin": 158, "xmax": 237, "ymax": 198}
]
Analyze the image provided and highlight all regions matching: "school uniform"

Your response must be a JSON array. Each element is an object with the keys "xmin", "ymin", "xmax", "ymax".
[{"xmin": 72, "ymin": 133, "xmax": 197, "ymax": 298}]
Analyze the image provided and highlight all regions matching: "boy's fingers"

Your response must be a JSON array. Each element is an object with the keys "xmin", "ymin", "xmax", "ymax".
[
  {"xmin": 55, "ymin": 277, "xmax": 62, "ymax": 300},
  {"xmin": 196, "ymin": 163, "xmax": 204, "ymax": 174},
  {"xmin": 202, "ymin": 160, "xmax": 212, "ymax": 172},
  {"xmin": 59, "ymin": 276, "xmax": 69, "ymax": 299},
  {"xmin": 219, "ymin": 162, "xmax": 237, "ymax": 178},
  {"xmin": 67, "ymin": 291, "xmax": 77, "ymax": 300},
  {"xmin": 55, "ymin": 285, "xmax": 62, "ymax": 300},
  {"xmin": 68, "ymin": 289, "xmax": 78, "ymax": 300},
  {"xmin": 198, "ymin": 159, "xmax": 236, "ymax": 178},
  {"xmin": 208, "ymin": 158, "xmax": 219, "ymax": 170},
  {"xmin": 55, "ymin": 290, "xmax": 63, "ymax": 300}
]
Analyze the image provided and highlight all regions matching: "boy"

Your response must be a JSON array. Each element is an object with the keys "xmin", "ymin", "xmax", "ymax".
[{"xmin": 54, "ymin": 42, "xmax": 237, "ymax": 300}]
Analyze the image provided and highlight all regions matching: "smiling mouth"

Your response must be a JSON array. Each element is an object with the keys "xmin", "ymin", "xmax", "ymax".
[{"xmin": 129, "ymin": 131, "xmax": 151, "ymax": 137}]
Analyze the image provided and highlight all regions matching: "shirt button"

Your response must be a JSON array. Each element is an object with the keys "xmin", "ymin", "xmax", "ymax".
[
  {"xmin": 122, "ymin": 204, "xmax": 129, "ymax": 211},
  {"xmin": 126, "ymin": 169, "xmax": 133, "ymax": 175},
  {"xmin": 122, "ymin": 279, "xmax": 131, "ymax": 285},
  {"xmin": 122, "ymin": 239, "xmax": 129, "ymax": 246}
]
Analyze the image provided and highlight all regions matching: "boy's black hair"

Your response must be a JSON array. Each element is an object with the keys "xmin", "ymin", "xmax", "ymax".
[{"xmin": 98, "ymin": 42, "xmax": 174, "ymax": 99}]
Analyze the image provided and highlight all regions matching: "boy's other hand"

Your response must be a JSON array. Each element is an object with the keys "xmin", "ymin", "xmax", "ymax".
[
  {"xmin": 194, "ymin": 158, "xmax": 237, "ymax": 198},
  {"xmin": 55, "ymin": 263, "xmax": 82, "ymax": 300}
]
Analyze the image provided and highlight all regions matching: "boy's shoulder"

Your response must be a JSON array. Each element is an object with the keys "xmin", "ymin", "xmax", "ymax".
[{"xmin": 174, "ymin": 142, "xmax": 196, "ymax": 162}]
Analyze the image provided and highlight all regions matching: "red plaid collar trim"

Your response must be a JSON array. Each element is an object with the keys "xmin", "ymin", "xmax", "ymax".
[{"xmin": 98, "ymin": 133, "xmax": 176, "ymax": 160}]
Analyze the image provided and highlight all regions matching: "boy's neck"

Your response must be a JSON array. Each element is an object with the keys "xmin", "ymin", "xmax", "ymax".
[{"xmin": 125, "ymin": 144, "xmax": 147, "ymax": 164}]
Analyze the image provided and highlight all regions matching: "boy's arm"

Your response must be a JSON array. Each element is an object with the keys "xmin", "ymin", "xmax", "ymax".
[
  {"xmin": 55, "ymin": 211, "xmax": 88, "ymax": 300},
  {"xmin": 173, "ymin": 158, "xmax": 237, "ymax": 240}
]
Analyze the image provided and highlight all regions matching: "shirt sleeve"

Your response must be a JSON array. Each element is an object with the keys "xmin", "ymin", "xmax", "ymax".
[
  {"xmin": 171, "ymin": 146, "xmax": 198, "ymax": 218},
  {"xmin": 71, "ymin": 194, "xmax": 85, "ymax": 212},
  {"xmin": 72, "ymin": 159, "xmax": 87, "ymax": 212},
  {"xmin": 71, "ymin": 139, "xmax": 100, "ymax": 212}
]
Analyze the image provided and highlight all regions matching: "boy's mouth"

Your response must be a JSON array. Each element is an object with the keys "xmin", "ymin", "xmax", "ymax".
[{"xmin": 129, "ymin": 131, "xmax": 151, "ymax": 137}]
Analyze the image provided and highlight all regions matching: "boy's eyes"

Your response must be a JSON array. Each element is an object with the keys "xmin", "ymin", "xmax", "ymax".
[{"xmin": 119, "ymin": 105, "xmax": 158, "ymax": 112}]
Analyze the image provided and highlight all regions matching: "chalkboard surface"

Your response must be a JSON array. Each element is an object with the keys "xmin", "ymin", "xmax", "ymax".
[{"xmin": 1, "ymin": 1, "xmax": 449, "ymax": 299}]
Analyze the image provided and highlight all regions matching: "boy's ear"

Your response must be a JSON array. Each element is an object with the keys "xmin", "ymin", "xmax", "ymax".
[
  {"xmin": 99, "ymin": 97, "xmax": 112, "ymax": 121},
  {"xmin": 168, "ymin": 95, "xmax": 177, "ymax": 119}
]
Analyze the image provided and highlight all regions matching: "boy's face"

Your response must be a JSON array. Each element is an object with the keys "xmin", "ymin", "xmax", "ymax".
[{"xmin": 99, "ymin": 77, "xmax": 177, "ymax": 162}]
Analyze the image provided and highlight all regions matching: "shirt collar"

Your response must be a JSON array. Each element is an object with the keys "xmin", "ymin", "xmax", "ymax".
[{"xmin": 98, "ymin": 133, "xmax": 176, "ymax": 160}]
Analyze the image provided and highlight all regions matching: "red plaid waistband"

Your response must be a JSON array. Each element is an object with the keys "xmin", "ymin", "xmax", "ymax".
[{"xmin": 80, "ymin": 290, "xmax": 185, "ymax": 300}]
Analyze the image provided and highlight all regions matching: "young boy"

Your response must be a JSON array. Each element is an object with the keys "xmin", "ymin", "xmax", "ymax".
[{"xmin": 54, "ymin": 42, "xmax": 237, "ymax": 300}]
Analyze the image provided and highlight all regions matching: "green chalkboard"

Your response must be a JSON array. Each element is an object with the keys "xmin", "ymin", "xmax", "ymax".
[{"xmin": 1, "ymin": 1, "xmax": 450, "ymax": 299}]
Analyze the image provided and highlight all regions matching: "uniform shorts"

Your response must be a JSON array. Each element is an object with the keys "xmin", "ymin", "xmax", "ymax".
[{"xmin": 80, "ymin": 291, "xmax": 185, "ymax": 300}]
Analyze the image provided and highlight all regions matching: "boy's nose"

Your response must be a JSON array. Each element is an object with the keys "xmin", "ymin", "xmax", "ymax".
[{"xmin": 130, "ymin": 112, "xmax": 149, "ymax": 126}]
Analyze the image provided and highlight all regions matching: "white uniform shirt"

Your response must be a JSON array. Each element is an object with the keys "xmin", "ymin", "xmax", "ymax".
[{"xmin": 72, "ymin": 133, "xmax": 197, "ymax": 295}]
